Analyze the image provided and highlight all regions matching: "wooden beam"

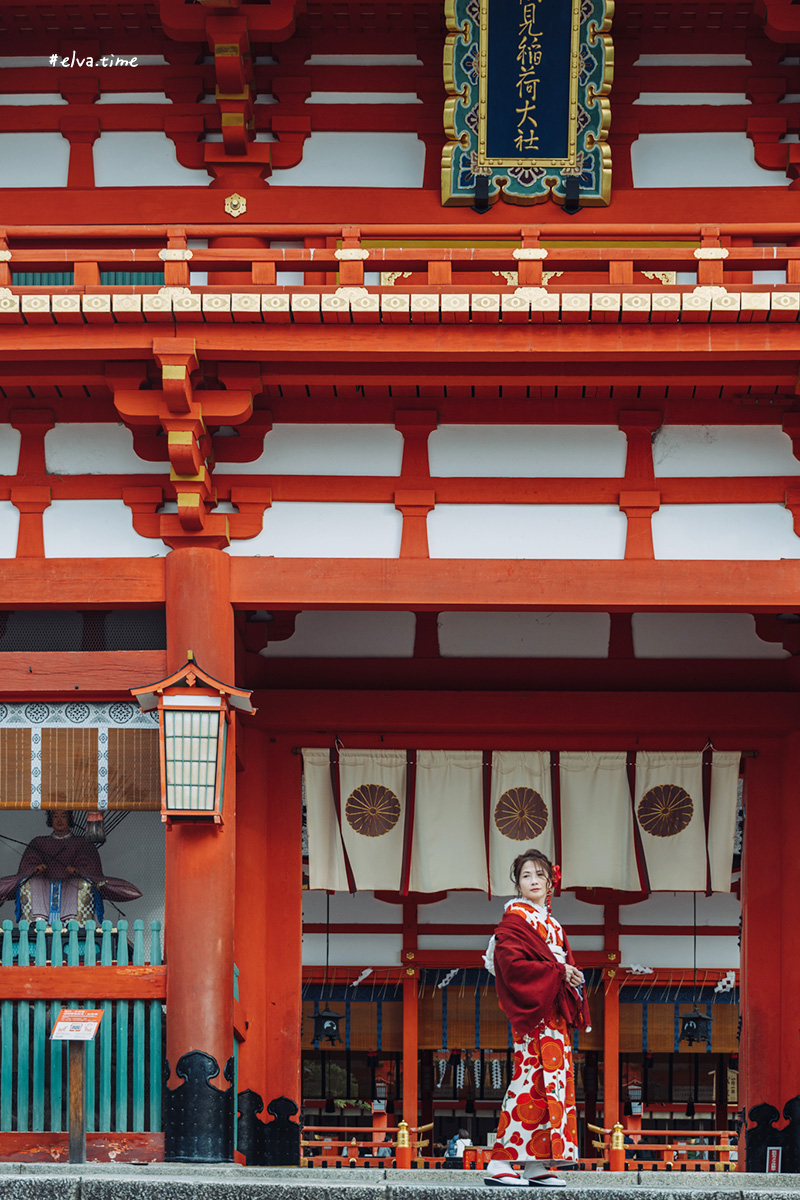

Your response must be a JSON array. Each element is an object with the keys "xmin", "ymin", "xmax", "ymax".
[
  {"xmin": 0, "ymin": 966, "xmax": 166, "ymax": 1000},
  {"xmin": 0, "ymin": 559, "xmax": 164, "ymax": 608},
  {"xmin": 0, "ymin": 651, "xmax": 167, "ymax": 694},
  {"xmin": 230, "ymin": 558, "xmax": 800, "ymax": 614}
]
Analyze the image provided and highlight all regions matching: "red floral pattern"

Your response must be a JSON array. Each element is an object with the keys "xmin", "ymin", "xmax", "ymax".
[{"xmin": 489, "ymin": 903, "xmax": 580, "ymax": 1164}]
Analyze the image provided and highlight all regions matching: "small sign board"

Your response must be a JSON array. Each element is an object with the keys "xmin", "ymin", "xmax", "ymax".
[
  {"xmin": 50, "ymin": 1008, "xmax": 104, "ymax": 1041},
  {"xmin": 766, "ymin": 1147, "xmax": 782, "ymax": 1173}
]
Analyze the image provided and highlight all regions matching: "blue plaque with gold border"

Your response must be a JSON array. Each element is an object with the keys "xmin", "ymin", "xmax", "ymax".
[{"xmin": 443, "ymin": 0, "xmax": 613, "ymax": 207}]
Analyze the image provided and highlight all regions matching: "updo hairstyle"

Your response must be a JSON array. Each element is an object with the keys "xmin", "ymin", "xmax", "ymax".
[{"xmin": 510, "ymin": 848, "xmax": 553, "ymax": 893}]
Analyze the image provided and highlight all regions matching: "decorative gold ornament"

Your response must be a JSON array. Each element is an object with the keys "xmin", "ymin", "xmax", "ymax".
[
  {"xmin": 638, "ymin": 783, "xmax": 694, "ymax": 838},
  {"xmin": 224, "ymin": 192, "xmax": 246, "ymax": 218},
  {"xmin": 345, "ymin": 782, "xmax": 401, "ymax": 837},
  {"xmin": 494, "ymin": 787, "xmax": 549, "ymax": 841}
]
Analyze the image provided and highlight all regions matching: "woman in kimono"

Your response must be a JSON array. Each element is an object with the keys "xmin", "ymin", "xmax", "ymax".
[{"xmin": 485, "ymin": 849, "xmax": 589, "ymax": 1187}]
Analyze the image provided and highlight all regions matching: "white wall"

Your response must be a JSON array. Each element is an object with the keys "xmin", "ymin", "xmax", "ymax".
[
  {"xmin": 222, "ymin": 425, "xmax": 403, "ymax": 476},
  {"xmin": 652, "ymin": 503, "xmax": 800, "ymax": 558},
  {"xmin": 633, "ymin": 613, "xmax": 789, "ymax": 658},
  {"xmin": 93, "ymin": 132, "xmax": 211, "ymax": 186},
  {"xmin": 632, "ymin": 132, "xmax": 788, "ymax": 188},
  {"xmin": 429, "ymin": 425, "xmax": 627, "ymax": 478},
  {"xmin": 227, "ymin": 502, "xmax": 403, "ymax": 557},
  {"xmin": 0, "ymin": 426, "xmax": 21, "ymax": 474},
  {"xmin": 438, "ymin": 612, "xmax": 610, "ymax": 658},
  {"xmin": 653, "ymin": 425, "xmax": 799, "ymax": 477},
  {"xmin": 269, "ymin": 132, "xmax": 425, "ymax": 187},
  {"xmin": 0, "ymin": 501, "xmax": 20, "ymax": 557},
  {"xmin": 0, "ymin": 133, "xmax": 70, "ymax": 186},
  {"xmin": 45, "ymin": 424, "xmax": 169, "ymax": 475},
  {"xmin": 263, "ymin": 610, "xmax": 416, "ymax": 657},
  {"xmin": 428, "ymin": 505, "xmax": 627, "ymax": 559},
  {"xmin": 44, "ymin": 500, "xmax": 168, "ymax": 557}
]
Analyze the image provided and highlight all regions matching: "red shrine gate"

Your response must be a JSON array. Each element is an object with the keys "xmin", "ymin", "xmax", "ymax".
[{"xmin": 1, "ymin": 0, "xmax": 800, "ymax": 1167}]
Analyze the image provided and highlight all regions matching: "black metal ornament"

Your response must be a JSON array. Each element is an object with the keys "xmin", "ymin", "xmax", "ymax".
[
  {"xmin": 314, "ymin": 1006, "xmax": 343, "ymax": 1045},
  {"xmin": 680, "ymin": 1006, "xmax": 713, "ymax": 1047},
  {"xmin": 679, "ymin": 892, "xmax": 713, "ymax": 1047}
]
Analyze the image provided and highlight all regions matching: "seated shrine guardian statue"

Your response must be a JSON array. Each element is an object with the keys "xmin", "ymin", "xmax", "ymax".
[{"xmin": 0, "ymin": 809, "xmax": 141, "ymax": 925}]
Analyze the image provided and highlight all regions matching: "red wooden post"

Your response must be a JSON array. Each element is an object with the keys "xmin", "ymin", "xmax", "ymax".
[
  {"xmin": 740, "ymin": 739, "xmax": 800, "ymax": 1159},
  {"xmin": 164, "ymin": 548, "xmax": 236, "ymax": 1098}
]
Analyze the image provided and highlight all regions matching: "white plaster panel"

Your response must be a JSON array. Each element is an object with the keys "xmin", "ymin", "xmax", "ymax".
[
  {"xmin": 0, "ymin": 809, "xmax": 164, "ymax": 953},
  {"xmin": 619, "ymin": 891, "xmax": 740, "ymax": 925},
  {"xmin": 45, "ymin": 424, "xmax": 170, "ymax": 475},
  {"xmin": 634, "ymin": 94, "xmax": 750, "ymax": 105},
  {"xmin": 306, "ymin": 55, "xmax": 422, "ymax": 65},
  {"xmin": 0, "ymin": 501, "xmax": 20, "ymax": 557},
  {"xmin": 0, "ymin": 133, "xmax": 69, "ymax": 186},
  {"xmin": 227, "ymin": 502, "xmax": 403, "ymax": 558},
  {"xmin": 619, "ymin": 935, "xmax": 739, "ymax": 969},
  {"xmin": 223, "ymin": 424, "xmax": 403, "ymax": 476},
  {"xmin": 44, "ymin": 500, "xmax": 168, "ymax": 558},
  {"xmin": 633, "ymin": 613, "xmax": 789, "ymax": 658},
  {"xmin": 438, "ymin": 611, "xmax": 610, "ymax": 658},
  {"xmin": 263, "ymin": 610, "xmax": 416, "ymax": 657},
  {"xmin": 418, "ymin": 891, "xmax": 603, "ymax": 922},
  {"xmin": 93, "ymin": 132, "xmax": 211, "ymax": 186},
  {"xmin": 653, "ymin": 425, "xmax": 799, "ymax": 477},
  {"xmin": 429, "ymin": 425, "xmax": 626, "ymax": 478},
  {"xmin": 96, "ymin": 92, "xmax": 171, "ymax": 104},
  {"xmin": 428, "ymin": 505, "xmax": 627, "ymax": 559},
  {"xmin": 269, "ymin": 133, "xmax": 425, "ymax": 187},
  {"xmin": 632, "ymin": 133, "xmax": 788, "ymax": 188},
  {"xmin": 308, "ymin": 93, "xmax": 421, "ymax": 104},
  {"xmin": 0, "ymin": 93, "xmax": 68, "ymax": 105},
  {"xmin": 0, "ymin": 426, "xmax": 21, "ymax": 474},
  {"xmin": 635, "ymin": 55, "xmax": 751, "ymax": 65},
  {"xmin": 652, "ymin": 504, "xmax": 800, "ymax": 559},
  {"xmin": 303, "ymin": 891, "xmax": 399, "ymax": 922},
  {"xmin": 302, "ymin": 933, "xmax": 403, "ymax": 966}
]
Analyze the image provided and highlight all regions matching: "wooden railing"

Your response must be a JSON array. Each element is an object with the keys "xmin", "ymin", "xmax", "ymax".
[
  {"xmin": 2, "ymin": 223, "xmax": 800, "ymax": 293},
  {"xmin": 589, "ymin": 1121, "xmax": 737, "ymax": 1171},
  {"xmin": 0, "ymin": 919, "xmax": 165, "ymax": 1139}
]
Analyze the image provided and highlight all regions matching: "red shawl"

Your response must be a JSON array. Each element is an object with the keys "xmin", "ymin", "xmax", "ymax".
[{"xmin": 493, "ymin": 910, "xmax": 590, "ymax": 1040}]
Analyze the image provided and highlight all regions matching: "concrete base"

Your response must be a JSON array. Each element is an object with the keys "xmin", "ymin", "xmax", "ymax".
[{"xmin": 2, "ymin": 1164, "xmax": 800, "ymax": 1200}]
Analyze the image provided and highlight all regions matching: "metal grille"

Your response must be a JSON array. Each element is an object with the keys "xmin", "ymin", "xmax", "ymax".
[{"xmin": 0, "ymin": 611, "xmax": 166, "ymax": 652}]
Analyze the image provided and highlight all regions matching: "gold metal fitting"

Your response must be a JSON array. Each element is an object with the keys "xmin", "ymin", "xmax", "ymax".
[{"xmin": 224, "ymin": 192, "xmax": 246, "ymax": 218}]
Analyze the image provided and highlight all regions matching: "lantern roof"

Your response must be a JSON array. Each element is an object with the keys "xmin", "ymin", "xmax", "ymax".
[{"xmin": 131, "ymin": 654, "xmax": 255, "ymax": 715}]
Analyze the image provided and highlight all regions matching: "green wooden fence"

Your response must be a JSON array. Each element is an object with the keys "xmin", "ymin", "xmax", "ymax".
[{"xmin": 0, "ymin": 918, "xmax": 163, "ymax": 1133}]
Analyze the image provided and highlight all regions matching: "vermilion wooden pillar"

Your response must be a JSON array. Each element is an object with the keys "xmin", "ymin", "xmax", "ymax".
[
  {"xmin": 403, "ymin": 971, "xmax": 420, "ymax": 1134},
  {"xmin": 164, "ymin": 547, "xmax": 236, "ymax": 1158},
  {"xmin": 234, "ymin": 733, "xmax": 302, "ymax": 1117},
  {"xmin": 740, "ymin": 738, "xmax": 800, "ymax": 1160},
  {"xmin": 603, "ymin": 972, "xmax": 620, "ymax": 1131},
  {"xmin": 262, "ymin": 741, "xmax": 303, "ymax": 1110}
]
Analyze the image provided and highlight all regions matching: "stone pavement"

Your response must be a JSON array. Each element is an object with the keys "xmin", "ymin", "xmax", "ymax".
[{"xmin": 2, "ymin": 1165, "xmax": 800, "ymax": 1200}]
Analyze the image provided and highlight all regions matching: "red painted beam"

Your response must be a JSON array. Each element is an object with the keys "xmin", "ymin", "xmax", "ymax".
[
  {"xmin": 0, "ymin": 966, "xmax": 166, "ymax": 1000},
  {"xmin": 0, "ymin": 651, "xmax": 168, "ymax": 695},
  {"xmin": 230, "ymin": 558, "xmax": 800, "ymax": 615}
]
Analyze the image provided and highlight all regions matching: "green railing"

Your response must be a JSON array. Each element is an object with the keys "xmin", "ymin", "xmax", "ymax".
[{"xmin": 0, "ymin": 918, "xmax": 163, "ymax": 1134}]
